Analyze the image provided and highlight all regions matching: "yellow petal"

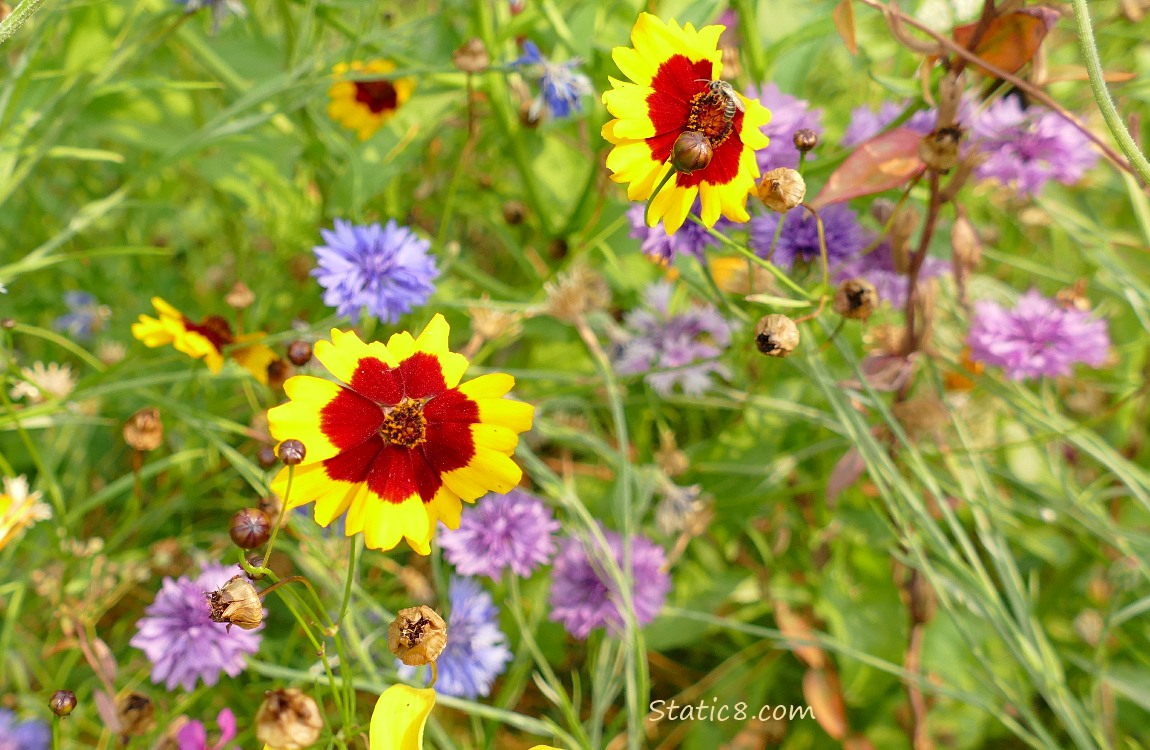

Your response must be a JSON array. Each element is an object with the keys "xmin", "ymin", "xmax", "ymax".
[
  {"xmin": 266, "ymin": 376, "xmax": 343, "ymax": 462},
  {"xmin": 369, "ymin": 685, "xmax": 435, "ymax": 750},
  {"xmin": 316, "ymin": 329, "xmax": 398, "ymax": 384},
  {"xmin": 456, "ymin": 373, "xmax": 515, "ymax": 400},
  {"xmin": 232, "ymin": 343, "xmax": 279, "ymax": 385},
  {"xmin": 414, "ymin": 314, "xmax": 469, "ymax": 387},
  {"xmin": 472, "ymin": 397, "xmax": 535, "ymax": 434}
]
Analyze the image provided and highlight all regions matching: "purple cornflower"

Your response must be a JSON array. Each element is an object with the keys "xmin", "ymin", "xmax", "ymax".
[
  {"xmin": 841, "ymin": 98, "xmax": 975, "ymax": 147},
  {"xmin": 627, "ymin": 205, "xmax": 722, "ymax": 265},
  {"xmin": 967, "ymin": 290, "xmax": 1110, "ymax": 381},
  {"xmin": 744, "ymin": 82, "xmax": 823, "ymax": 171},
  {"xmin": 834, "ymin": 243, "xmax": 947, "ymax": 309},
  {"xmin": 612, "ymin": 282, "xmax": 732, "ymax": 396},
  {"xmin": 750, "ymin": 203, "xmax": 865, "ymax": 269},
  {"xmin": 177, "ymin": 709, "xmax": 238, "ymax": 750},
  {"xmin": 53, "ymin": 291, "xmax": 109, "ymax": 341},
  {"xmin": 514, "ymin": 41, "xmax": 592, "ymax": 120},
  {"xmin": 439, "ymin": 489, "xmax": 559, "ymax": 580},
  {"xmin": 548, "ymin": 528, "xmax": 670, "ymax": 639},
  {"xmin": 0, "ymin": 709, "xmax": 49, "ymax": 750},
  {"xmin": 130, "ymin": 562, "xmax": 262, "ymax": 692},
  {"xmin": 970, "ymin": 97, "xmax": 1099, "ymax": 197},
  {"xmin": 312, "ymin": 218, "xmax": 439, "ymax": 325},
  {"xmin": 399, "ymin": 577, "xmax": 512, "ymax": 698}
]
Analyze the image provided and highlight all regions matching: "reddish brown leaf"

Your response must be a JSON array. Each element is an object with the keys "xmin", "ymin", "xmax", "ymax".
[
  {"xmin": 953, "ymin": 7, "xmax": 1059, "ymax": 76},
  {"xmin": 1044, "ymin": 65, "xmax": 1136, "ymax": 84},
  {"xmin": 826, "ymin": 446, "xmax": 865, "ymax": 505},
  {"xmin": 833, "ymin": 0, "xmax": 857, "ymax": 56},
  {"xmin": 802, "ymin": 668, "xmax": 849, "ymax": 740},
  {"xmin": 774, "ymin": 601, "xmax": 826, "ymax": 669},
  {"xmin": 811, "ymin": 128, "xmax": 925, "ymax": 208}
]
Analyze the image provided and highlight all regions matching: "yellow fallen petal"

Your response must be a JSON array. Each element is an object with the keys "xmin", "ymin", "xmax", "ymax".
[{"xmin": 369, "ymin": 685, "xmax": 435, "ymax": 750}]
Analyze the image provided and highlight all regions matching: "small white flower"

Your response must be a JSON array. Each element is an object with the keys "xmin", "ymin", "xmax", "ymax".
[{"xmin": 10, "ymin": 361, "xmax": 76, "ymax": 403}]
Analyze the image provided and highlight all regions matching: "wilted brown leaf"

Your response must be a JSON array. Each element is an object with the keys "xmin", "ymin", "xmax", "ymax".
[
  {"xmin": 802, "ymin": 668, "xmax": 848, "ymax": 740},
  {"xmin": 953, "ymin": 7, "xmax": 1058, "ymax": 76},
  {"xmin": 834, "ymin": 0, "xmax": 857, "ymax": 55},
  {"xmin": 811, "ymin": 128, "xmax": 925, "ymax": 208},
  {"xmin": 774, "ymin": 601, "xmax": 826, "ymax": 669}
]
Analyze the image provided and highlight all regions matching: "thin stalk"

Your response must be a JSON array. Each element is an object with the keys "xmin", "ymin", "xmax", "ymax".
[
  {"xmin": 259, "ymin": 464, "xmax": 294, "ymax": 567},
  {"xmin": 0, "ymin": 0, "xmax": 47, "ymax": 48}
]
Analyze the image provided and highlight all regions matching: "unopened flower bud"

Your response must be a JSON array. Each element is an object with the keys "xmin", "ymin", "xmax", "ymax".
[
  {"xmin": 49, "ymin": 690, "xmax": 77, "ymax": 717},
  {"xmin": 671, "ymin": 131, "xmax": 713, "ymax": 175},
  {"xmin": 833, "ymin": 278, "xmax": 879, "ymax": 321},
  {"xmin": 452, "ymin": 38, "xmax": 490, "ymax": 73},
  {"xmin": 277, "ymin": 439, "xmax": 306, "ymax": 466},
  {"xmin": 255, "ymin": 688, "xmax": 323, "ymax": 750},
  {"xmin": 502, "ymin": 200, "xmax": 527, "ymax": 225},
  {"xmin": 918, "ymin": 127, "xmax": 962, "ymax": 172},
  {"xmin": 286, "ymin": 340, "xmax": 313, "ymax": 366},
  {"xmin": 388, "ymin": 605, "xmax": 448, "ymax": 666},
  {"xmin": 754, "ymin": 314, "xmax": 800, "ymax": 357},
  {"xmin": 230, "ymin": 508, "xmax": 272, "ymax": 549},
  {"xmin": 205, "ymin": 575, "xmax": 264, "ymax": 631},
  {"xmin": 757, "ymin": 168, "xmax": 806, "ymax": 213},
  {"xmin": 224, "ymin": 281, "xmax": 255, "ymax": 309},
  {"xmin": 950, "ymin": 214, "xmax": 982, "ymax": 271},
  {"xmin": 793, "ymin": 128, "xmax": 819, "ymax": 152},
  {"xmin": 123, "ymin": 407, "xmax": 163, "ymax": 452},
  {"xmin": 114, "ymin": 692, "xmax": 155, "ymax": 738},
  {"xmin": 1, "ymin": 317, "xmax": 15, "ymax": 330},
  {"xmin": 257, "ymin": 445, "xmax": 278, "ymax": 469}
]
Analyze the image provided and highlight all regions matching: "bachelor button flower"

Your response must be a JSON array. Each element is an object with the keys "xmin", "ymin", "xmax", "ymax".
[
  {"xmin": 744, "ymin": 82, "xmax": 822, "ymax": 171},
  {"xmin": 54, "ymin": 291, "xmax": 109, "ymax": 341},
  {"xmin": 549, "ymin": 528, "xmax": 670, "ymax": 639},
  {"xmin": 750, "ymin": 203, "xmax": 865, "ymax": 269},
  {"xmin": 971, "ymin": 97, "xmax": 1099, "ymax": 197},
  {"xmin": 130, "ymin": 562, "xmax": 262, "ymax": 692},
  {"xmin": 967, "ymin": 290, "xmax": 1110, "ymax": 381},
  {"xmin": 626, "ymin": 204, "xmax": 723, "ymax": 265},
  {"xmin": 0, "ymin": 475, "xmax": 52, "ymax": 553},
  {"xmin": 0, "ymin": 709, "xmax": 49, "ymax": 750},
  {"xmin": 439, "ymin": 489, "xmax": 559, "ymax": 579},
  {"xmin": 327, "ymin": 60, "xmax": 415, "ymax": 140},
  {"xmin": 842, "ymin": 102, "xmax": 906, "ymax": 147},
  {"xmin": 176, "ymin": 709, "xmax": 238, "ymax": 750},
  {"xmin": 612, "ymin": 282, "xmax": 732, "ymax": 396},
  {"xmin": 312, "ymin": 219, "xmax": 439, "ymax": 325},
  {"xmin": 514, "ymin": 41, "xmax": 593, "ymax": 120},
  {"xmin": 267, "ymin": 316, "xmax": 534, "ymax": 554},
  {"xmin": 834, "ymin": 243, "xmax": 947, "ymax": 309},
  {"xmin": 602, "ymin": 13, "xmax": 772, "ymax": 234}
]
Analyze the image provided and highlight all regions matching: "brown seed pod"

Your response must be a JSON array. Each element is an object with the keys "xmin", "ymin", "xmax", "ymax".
[
  {"xmin": 286, "ymin": 340, "xmax": 313, "ymax": 366},
  {"xmin": 754, "ymin": 314, "xmax": 800, "ymax": 357},
  {"xmin": 757, "ymin": 168, "xmax": 806, "ymax": 213},
  {"xmin": 123, "ymin": 407, "xmax": 164, "ymax": 452},
  {"xmin": 277, "ymin": 439, "xmax": 306, "ymax": 466},
  {"xmin": 224, "ymin": 281, "xmax": 255, "ymax": 310},
  {"xmin": 670, "ymin": 131, "xmax": 713, "ymax": 175},
  {"xmin": 49, "ymin": 690, "xmax": 77, "ymax": 717},
  {"xmin": 255, "ymin": 689, "xmax": 323, "ymax": 750},
  {"xmin": 388, "ymin": 605, "xmax": 448, "ymax": 666},
  {"xmin": 230, "ymin": 508, "xmax": 272, "ymax": 550},
  {"xmin": 918, "ymin": 126, "xmax": 962, "ymax": 172},
  {"xmin": 792, "ymin": 128, "xmax": 819, "ymax": 152},
  {"xmin": 452, "ymin": 38, "xmax": 490, "ymax": 73},
  {"xmin": 257, "ymin": 445, "xmax": 278, "ymax": 469},
  {"xmin": 205, "ymin": 575, "xmax": 264, "ymax": 631},
  {"xmin": 833, "ymin": 278, "xmax": 879, "ymax": 321}
]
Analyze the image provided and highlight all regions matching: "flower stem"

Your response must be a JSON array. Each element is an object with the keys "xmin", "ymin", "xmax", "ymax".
[
  {"xmin": 52, "ymin": 716, "xmax": 60, "ymax": 750},
  {"xmin": 801, "ymin": 203, "xmax": 830, "ymax": 291},
  {"xmin": 259, "ymin": 465, "xmax": 294, "ymax": 568},
  {"xmin": 644, "ymin": 165, "xmax": 677, "ymax": 227}
]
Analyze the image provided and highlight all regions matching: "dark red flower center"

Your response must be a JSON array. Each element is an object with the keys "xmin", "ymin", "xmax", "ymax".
[
  {"xmin": 688, "ymin": 91, "xmax": 734, "ymax": 146},
  {"xmin": 380, "ymin": 399, "xmax": 427, "ymax": 447},
  {"xmin": 182, "ymin": 315, "xmax": 234, "ymax": 352},
  {"xmin": 354, "ymin": 79, "xmax": 399, "ymax": 114}
]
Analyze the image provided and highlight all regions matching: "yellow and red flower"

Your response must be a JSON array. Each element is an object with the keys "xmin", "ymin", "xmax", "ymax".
[
  {"xmin": 132, "ymin": 297, "xmax": 280, "ymax": 384},
  {"xmin": 602, "ymin": 13, "xmax": 771, "ymax": 235},
  {"xmin": 267, "ymin": 314, "xmax": 533, "ymax": 554},
  {"xmin": 327, "ymin": 60, "xmax": 415, "ymax": 141}
]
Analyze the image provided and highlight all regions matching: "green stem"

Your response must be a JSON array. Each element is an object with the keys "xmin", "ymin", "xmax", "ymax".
[
  {"xmin": 701, "ymin": 223, "xmax": 814, "ymax": 300},
  {"xmin": 732, "ymin": 0, "xmax": 766, "ymax": 84},
  {"xmin": 259, "ymin": 465, "xmax": 294, "ymax": 567},
  {"xmin": 1070, "ymin": 0, "xmax": 1150, "ymax": 186},
  {"xmin": 52, "ymin": 716, "xmax": 60, "ymax": 750},
  {"xmin": 644, "ymin": 165, "xmax": 677, "ymax": 226},
  {"xmin": 801, "ymin": 203, "xmax": 831, "ymax": 291},
  {"xmin": 0, "ymin": 0, "xmax": 47, "ymax": 48}
]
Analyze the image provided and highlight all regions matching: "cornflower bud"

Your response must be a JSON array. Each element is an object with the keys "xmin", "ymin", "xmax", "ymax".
[
  {"xmin": 833, "ymin": 279, "xmax": 879, "ymax": 321},
  {"xmin": 277, "ymin": 439, "xmax": 306, "ymax": 466},
  {"xmin": 49, "ymin": 690, "xmax": 77, "ymax": 717},
  {"xmin": 754, "ymin": 314, "xmax": 800, "ymax": 358},
  {"xmin": 670, "ymin": 131, "xmax": 713, "ymax": 175},
  {"xmin": 224, "ymin": 282, "xmax": 255, "ymax": 310},
  {"xmin": 255, "ymin": 689, "xmax": 323, "ymax": 750},
  {"xmin": 388, "ymin": 605, "xmax": 448, "ymax": 667},
  {"xmin": 793, "ymin": 128, "xmax": 819, "ymax": 152},
  {"xmin": 205, "ymin": 575, "xmax": 264, "ymax": 631},
  {"xmin": 230, "ymin": 508, "xmax": 272, "ymax": 550},
  {"xmin": 452, "ymin": 38, "xmax": 490, "ymax": 73},
  {"xmin": 123, "ymin": 407, "xmax": 163, "ymax": 452},
  {"xmin": 757, "ymin": 168, "xmax": 806, "ymax": 213}
]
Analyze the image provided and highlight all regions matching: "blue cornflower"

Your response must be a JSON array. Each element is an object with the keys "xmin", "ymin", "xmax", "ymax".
[
  {"xmin": 627, "ymin": 205, "xmax": 723, "ymax": 265},
  {"xmin": 399, "ymin": 577, "xmax": 512, "ymax": 699},
  {"xmin": 53, "ymin": 291, "xmax": 108, "ymax": 341},
  {"xmin": 749, "ymin": 203, "xmax": 866, "ymax": 269},
  {"xmin": 174, "ymin": 0, "xmax": 246, "ymax": 34},
  {"xmin": 0, "ymin": 709, "xmax": 49, "ymax": 750},
  {"xmin": 514, "ymin": 41, "xmax": 592, "ymax": 120},
  {"xmin": 312, "ymin": 219, "xmax": 439, "ymax": 325}
]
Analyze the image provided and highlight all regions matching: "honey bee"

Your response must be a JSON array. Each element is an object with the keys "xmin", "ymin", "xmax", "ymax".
[{"xmin": 699, "ymin": 79, "xmax": 745, "ymax": 121}]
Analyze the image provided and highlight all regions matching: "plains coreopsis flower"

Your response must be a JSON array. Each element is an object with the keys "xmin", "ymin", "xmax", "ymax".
[
  {"xmin": 549, "ymin": 528, "xmax": 670, "ymax": 639},
  {"xmin": 132, "ymin": 298, "xmax": 279, "ymax": 384},
  {"xmin": 130, "ymin": 563, "xmax": 262, "ymax": 692},
  {"xmin": 0, "ymin": 475, "xmax": 52, "ymax": 553},
  {"xmin": 312, "ymin": 219, "xmax": 439, "ymax": 325},
  {"xmin": 0, "ymin": 709, "xmax": 49, "ymax": 750},
  {"xmin": 439, "ymin": 489, "xmax": 558, "ymax": 579},
  {"xmin": 602, "ymin": 13, "xmax": 771, "ymax": 234},
  {"xmin": 327, "ymin": 60, "xmax": 415, "ymax": 140},
  {"xmin": 268, "ymin": 315, "xmax": 534, "ymax": 554},
  {"xmin": 514, "ymin": 41, "xmax": 593, "ymax": 120},
  {"xmin": 967, "ymin": 290, "xmax": 1110, "ymax": 381}
]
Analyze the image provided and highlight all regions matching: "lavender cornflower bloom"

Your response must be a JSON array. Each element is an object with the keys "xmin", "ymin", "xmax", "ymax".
[
  {"xmin": 399, "ymin": 577, "xmax": 512, "ymax": 698},
  {"xmin": 970, "ymin": 97, "xmax": 1099, "ymax": 197},
  {"xmin": 834, "ymin": 243, "xmax": 947, "ymax": 309},
  {"xmin": 612, "ymin": 282, "xmax": 732, "ymax": 396},
  {"xmin": 750, "ymin": 203, "xmax": 865, "ymax": 269},
  {"xmin": 53, "ymin": 291, "xmax": 109, "ymax": 341},
  {"xmin": 312, "ymin": 219, "xmax": 438, "ymax": 325},
  {"xmin": 514, "ymin": 41, "xmax": 592, "ymax": 120},
  {"xmin": 967, "ymin": 290, "xmax": 1110, "ymax": 381},
  {"xmin": 439, "ymin": 489, "xmax": 559, "ymax": 580},
  {"xmin": 130, "ymin": 563, "xmax": 262, "ymax": 692},
  {"xmin": 627, "ymin": 205, "xmax": 722, "ymax": 265},
  {"xmin": 176, "ymin": 709, "xmax": 237, "ymax": 750},
  {"xmin": 841, "ymin": 98, "xmax": 975, "ymax": 147},
  {"xmin": 549, "ymin": 528, "xmax": 670, "ymax": 639},
  {"xmin": 0, "ymin": 709, "xmax": 50, "ymax": 750},
  {"xmin": 744, "ymin": 82, "xmax": 823, "ymax": 170}
]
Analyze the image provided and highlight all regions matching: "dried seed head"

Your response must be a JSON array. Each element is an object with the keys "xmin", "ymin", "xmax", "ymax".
[
  {"xmin": 670, "ymin": 131, "xmax": 713, "ymax": 175},
  {"xmin": 286, "ymin": 340, "xmax": 313, "ymax": 366},
  {"xmin": 114, "ymin": 691, "xmax": 155, "ymax": 737},
  {"xmin": 230, "ymin": 508, "xmax": 272, "ymax": 549},
  {"xmin": 469, "ymin": 299, "xmax": 524, "ymax": 342},
  {"xmin": 0, "ymin": 318, "xmax": 14, "ymax": 330},
  {"xmin": 543, "ymin": 266, "xmax": 610, "ymax": 322},
  {"xmin": 757, "ymin": 168, "xmax": 806, "ymax": 213},
  {"xmin": 388, "ymin": 605, "xmax": 448, "ymax": 666},
  {"xmin": 123, "ymin": 407, "xmax": 163, "ymax": 452},
  {"xmin": 49, "ymin": 690, "xmax": 77, "ymax": 717},
  {"xmin": 655, "ymin": 430, "xmax": 689, "ymax": 478},
  {"xmin": 891, "ymin": 397, "xmax": 949, "ymax": 441},
  {"xmin": 277, "ymin": 439, "xmax": 306, "ymax": 466},
  {"xmin": 1056, "ymin": 279, "xmax": 1091, "ymax": 312},
  {"xmin": 502, "ymin": 200, "xmax": 527, "ymax": 226},
  {"xmin": 257, "ymin": 445, "xmax": 278, "ymax": 469},
  {"xmin": 754, "ymin": 314, "xmax": 800, "ymax": 357},
  {"xmin": 205, "ymin": 575, "xmax": 264, "ymax": 631},
  {"xmin": 950, "ymin": 214, "xmax": 982, "ymax": 271},
  {"xmin": 224, "ymin": 281, "xmax": 255, "ymax": 310},
  {"xmin": 918, "ymin": 127, "xmax": 963, "ymax": 172},
  {"xmin": 255, "ymin": 688, "xmax": 323, "ymax": 750},
  {"xmin": 833, "ymin": 278, "xmax": 879, "ymax": 321},
  {"xmin": 452, "ymin": 38, "xmax": 490, "ymax": 73},
  {"xmin": 792, "ymin": 128, "xmax": 819, "ymax": 152}
]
